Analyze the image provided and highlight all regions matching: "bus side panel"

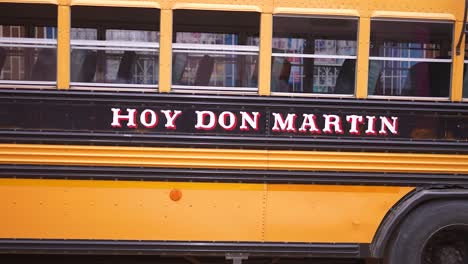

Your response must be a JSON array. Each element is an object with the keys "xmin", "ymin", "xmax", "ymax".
[
  {"xmin": 0, "ymin": 178, "xmax": 413, "ymax": 243},
  {"xmin": 0, "ymin": 179, "xmax": 265, "ymax": 241},
  {"xmin": 264, "ymin": 185, "xmax": 413, "ymax": 243}
]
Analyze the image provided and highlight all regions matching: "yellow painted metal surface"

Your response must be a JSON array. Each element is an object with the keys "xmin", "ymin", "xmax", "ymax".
[
  {"xmin": 367, "ymin": 0, "xmax": 462, "ymax": 21},
  {"xmin": 452, "ymin": 21, "xmax": 465, "ymax": 102},
  {"xmin": 273, "ymin": 0, "xmax": 363, "ymax": 13},
  {"xmin": 0, "ymin": 178, "xmax": 413, "ymax": 243},
  {"xmin": 267, "ymin": 150, "xmax": 468, "ymax": 173},
  {"xmin": 57, "ymin": 5, "xmax": 70, "ymax": 90},
  {"xmin": 70, "ymin": 0, "xmax": 160, "ymax": 8},
  {"xmin": 264, "ymin": 185, "xmax": 413, "ymax": 243},
  {"xmin": 258, "ymin": 13, "xmax": 272, "ymax": 96},
  {"xmin": 1, "ymin": 144, "xmax": 468, "ymax": 174},
  {"xmin": 273, "ymin": 7, "xmax": 359, "ymax": 17},
  {"xmin": 158, "ymin": 9, "xmax": 172, "ymax": 93},
  {"xmin": 371, "ymin": 11, "xmax": 455, "ymax": 21},
  {"xmin": 167, "ymin": 0, "xmax": 269, "ymax": 12},
  {"xmin": 355, "ymin": 17, "xmax": 370, "ymax": 99},
  {"xmin": 0, "ymin": 144, "xmax": 269, "ymax": 169},
  {"xmin": 172, "ymin": 3, "xmax": 261, "ymax": 12},
  {"xmin": 0, "ymin": 0, "xmax": 57, "ymax": 4},
  {"xmin": 0, "ymin": 179, "xmax": 265, "ymax": 240},
  {"xmin": 15, "ymin": 0, "xmax": 459, "ymax": 19},
  {"xmin": 2, "ymin": 0, "xmax": 445, "ymax": 18}
]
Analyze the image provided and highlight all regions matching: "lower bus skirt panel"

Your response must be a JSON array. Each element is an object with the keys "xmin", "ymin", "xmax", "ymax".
[
  {"xmin": 0, "ymin": 239, "xmax": 370, "ymax": 258},
  {"xmin": 0, "ymin": 178, "xmax": 412, "ymax": 246}
]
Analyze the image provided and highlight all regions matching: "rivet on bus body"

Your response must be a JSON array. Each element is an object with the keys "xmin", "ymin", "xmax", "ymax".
[{"xmin": 170, "ymin": 189, "xmax": 182, "ymax": 201}]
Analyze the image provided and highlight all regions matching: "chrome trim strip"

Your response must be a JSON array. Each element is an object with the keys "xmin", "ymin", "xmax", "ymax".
[
  {"xmin": 272, "ymin": 53, "xmax": 356, "ymax": 59},
  {"xmin": 369, "ymin": 56, "xmax": 452, "ymax": 63}
]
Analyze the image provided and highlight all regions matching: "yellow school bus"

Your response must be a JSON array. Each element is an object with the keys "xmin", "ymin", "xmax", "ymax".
[{"xmin": 0, "ymin": 0, "xmax": 467, "ymax": 263}]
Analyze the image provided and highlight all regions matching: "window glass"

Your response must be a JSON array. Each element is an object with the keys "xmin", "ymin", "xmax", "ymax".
[
  {"xmin": 0, "ymin": 4, "xmax": 57, "ymax": 85},
  {"xmin": 71, "ymin": 28, "xmax": 97, "ymax": 41},
  {"xmin": 71, "ymin": 7, "xmax": 160, "ymax": 89},
  {"xmin": 272, "ymin": 16, "xmax": 358, "ymax": 94},
  {"xmin": 172, "ymin": 10, "xmax": 260, "ymax": 92},
  {"xmin": 369, "ymin": 20, "xmax": 453, "ymax": 97}
]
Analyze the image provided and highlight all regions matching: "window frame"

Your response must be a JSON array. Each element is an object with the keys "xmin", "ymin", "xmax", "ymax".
[
  {"xmin": 0, "ymin": 3, "xmax": 58, "ymax": 88},
  {"xmin": 171, "ymin": 9, "xmax": 261, "ymax": 94},
  {"xmin": 69, "ymin": 6, "xmax": 161, "ymax": 92},
  {"xmin": 270, "ymin": 14, "xmax": 359, "ymax": 97},
  {"xmin": 463, "ymin": 25, "xmax": 468, "ymax": 101},
  {"xmin": 367, "ymin": 18, "xmax": 455, "ymax": 101},
  {"xmin": 0, "ymin": 37, "xmax": 57, "ymax": 87}
]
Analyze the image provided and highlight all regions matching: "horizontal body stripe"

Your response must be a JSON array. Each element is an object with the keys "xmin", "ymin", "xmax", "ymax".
[
  {"xmin": 2, "ymin": 164, "xmax": 468, "ymax": 186},
  {"xmin": 2, "ymin": 132, "xmax": 468, "ymax": 154},
  {"xmin": 0, "ymin": 239, "xmax": 368, "ymax": 258},
  {"xmin": 0, "ymin": 178, "xmax": 413, "ymax": 243},
  {"xmin": 1, "ymin": 144, "xmax": 468, "ymax": 174}
]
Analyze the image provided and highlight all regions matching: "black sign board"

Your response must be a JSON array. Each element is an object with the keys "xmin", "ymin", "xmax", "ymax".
[{"xmin": 0, "ymin": 91, "xmax": 467, "ymax": 152}]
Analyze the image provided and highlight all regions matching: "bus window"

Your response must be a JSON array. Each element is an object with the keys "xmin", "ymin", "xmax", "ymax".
[
  {"xmin": 272, "ymin": 16, "xmax": 358, "ymax": 95},
  {"xmin": 70, "ymin": 6, "xmax": 160, "ymax": 90},
  {"xmin": 172, "ymin": 10, "xmax": 260, "ymax": 93},
  {"xmin": 0, "ymin": 3, "xmax": 57, "ymax": 87},
  {"xmin": 369, "ymin": 20, "xmax": 453, "ymax": 98}
]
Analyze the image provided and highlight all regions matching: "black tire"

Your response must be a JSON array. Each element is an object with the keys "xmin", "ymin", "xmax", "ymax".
[{"xmin": 385, "ymin": 200, "xmax": 468, "ymax": 264}]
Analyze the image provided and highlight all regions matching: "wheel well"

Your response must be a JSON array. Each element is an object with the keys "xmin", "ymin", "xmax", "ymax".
[{"xmin": 370, "ymin": 188, "xmax": 468, "ymax": 258}]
